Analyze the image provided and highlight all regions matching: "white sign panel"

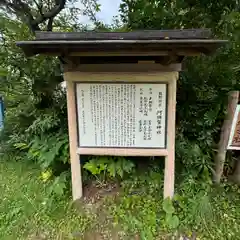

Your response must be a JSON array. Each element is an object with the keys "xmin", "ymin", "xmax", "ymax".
[
  {"xmin": 228, "ymin": 105, "xmax": 240, "ymax": 150},
  {"xmin": 76, "ymin": 83, "xmax": 167, "ymax": 148}
]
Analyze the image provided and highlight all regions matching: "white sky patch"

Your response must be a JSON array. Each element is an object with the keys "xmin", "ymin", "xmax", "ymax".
[{"xmin": 76, "ymin": 0, "xmax": 121, "ymax": 25}]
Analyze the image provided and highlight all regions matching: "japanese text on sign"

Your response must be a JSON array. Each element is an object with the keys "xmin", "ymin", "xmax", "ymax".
[{"xmin": 76, "ymin": 83, "xmax": 167, "ymax": 148}]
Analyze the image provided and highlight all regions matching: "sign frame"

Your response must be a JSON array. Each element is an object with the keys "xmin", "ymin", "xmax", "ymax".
[
  {"xmin": 64, "ymin": 67, "xmax": 178, "ymax": 201},
  {"xmin": 75, "ymin": 81, "xmax": 168, "ymax": 150}
]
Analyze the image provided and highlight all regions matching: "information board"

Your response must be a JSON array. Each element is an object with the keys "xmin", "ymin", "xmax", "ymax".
[
  {"xmin": 228, "ymin": 105, "xmax": 240, "ymax": 150},
  {"xmin": 76, "ymin": 83, "xmax": 167, "ymax": 148}
]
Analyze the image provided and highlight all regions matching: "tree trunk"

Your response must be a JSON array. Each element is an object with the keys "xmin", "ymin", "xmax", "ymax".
[
  {"xmin": 229, "ymin": 157, "xmax": 240, "ymax": 185},
  {"xmin": 213, "ymin": 91, "xmax": 239, "ymax": 183}
]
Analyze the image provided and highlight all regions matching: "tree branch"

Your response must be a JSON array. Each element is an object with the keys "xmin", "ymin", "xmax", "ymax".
[
  {"xmin": 32, "ymin": 0, "xmax": 66, "ymax": 28},
  {"xmin": 0, "ymin": 0, "xmax": 40, "ymax": 31},
  {"xmin": 47, "ymin": 17, "xmax": 54, "ymax": 31},
  {"xmin": 0, "ymin": 0, "xmax": 66, "ymax": 32},
  {"xmin": 33, "ymin": 0, "xmax": 43, "ymax": 16}
]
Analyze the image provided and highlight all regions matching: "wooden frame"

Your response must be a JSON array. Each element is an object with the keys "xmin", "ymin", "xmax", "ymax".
[
  {"xmin": 64, "ymin": 63, "xmax": 181, "ymax": 73},
  {"xmin": 76, "ymin": 148, "xmax": 168, "ymax": 156},
  {"xmin": 164, "ymin": 75, "xmax": 177, "ymax": 198},
  {"xmin": 66, "ymin": 80, "xmax": 82, "ymax": 200},
  {"xmin": 64, "ymin": 63, "xmax": 178, "ymax": 201}
]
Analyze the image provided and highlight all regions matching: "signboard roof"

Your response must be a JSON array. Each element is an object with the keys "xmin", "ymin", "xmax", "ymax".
[{"xmin": 16, "ymin": 29, "xmax": 227, "ymax": 57}]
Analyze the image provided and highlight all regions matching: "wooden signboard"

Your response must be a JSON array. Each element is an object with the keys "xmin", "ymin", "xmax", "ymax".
[
  {"xmin": 16, "ymin": 30, "xmax": 227, "ymax": 202},
  {"xmin": 65, "ymin": 70, "xmax": 177, "ymax": 200},
  {"xmin": 228, "ymin": 105, "xmax": 240, "ymax": 150}
]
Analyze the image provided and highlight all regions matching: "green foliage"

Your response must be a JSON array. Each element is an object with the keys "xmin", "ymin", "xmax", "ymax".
[
  {"xmin": 121, "ymin": 162, "xmax": 164, "ymax": 196},
  {"xmin": 120, "ymin": 0, "xmax": 239, "ymax": 31},
  {"xmin": 176, "ymin": 133, "xmax": 213, "ymax": 177},
  {"xmin": 83, "ymin": 156, "xmax": 135, "ymax": 184},
  {"xmin": 108, "ymin": 165, "xmax": 240, "ymax": 239},
  {"xmin": 162, "ymin": 198, "xmax": 179, "ymax": 229},
  {"xmin": 111, "ymin": 194, "xmax": 161, "ymax": 239},
  {"xmin": 2, "ymin": 156, "xmax": 240, "ymax": 239},
  {"xmin": 47, "ymin": 171, "xmax": 69, "ymax": 198},
  {"xmin": 0, "ymin": 160, "xmax": 93, "ymax": 240},
  {"xmin": 23, "ymin": 133, "xmax": 68, "ymax": 168},
  {"xmin": 0, "ymin": 13, "xmax": 71, "ymax": 193},
  {"xmin": 10, "ymin": 111, "xmax": 69, "ymax": 181},
  {"xmin": 119, "ymin": 0, "xmax": 240, "ymax": 181}
]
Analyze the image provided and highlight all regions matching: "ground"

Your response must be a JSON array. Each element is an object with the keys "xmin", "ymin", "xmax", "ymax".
[{"xmin": 1, "ymin": 159, "xmax": 240, "ymax": 240}]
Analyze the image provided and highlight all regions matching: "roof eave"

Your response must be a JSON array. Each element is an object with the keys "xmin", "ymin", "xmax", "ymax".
[{"xmin": 16, "ymin": 39, "xmax": 228, "ymax": 57}]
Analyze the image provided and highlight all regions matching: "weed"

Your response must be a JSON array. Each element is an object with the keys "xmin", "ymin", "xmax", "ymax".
[{"xmin": 83, "ymin": 156, "xmax": 135, "ymax": 186}]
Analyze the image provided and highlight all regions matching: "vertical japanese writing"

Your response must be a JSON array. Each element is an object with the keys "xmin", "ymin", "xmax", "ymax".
[
  {"xmin": 156, "ymin": 91, "xmax": 164, "ymax": 135},
  {"xmin": 138, "ymin": 86, "xmax": 154, "ymax": 141},
  {"xmin": 139, "ymin": 88, "xmax": 143, "ymax": 114},
  {"xmin": 147, "ymin": 120, "xmax": 152, "ymax": 140},
  {"xmin": 81, "ymin": 90, "xmax": 86, "ymax": 134},
  {"xmin": 88, "ymin": 84, "xmax": 138, "ymax": 146},
  {"xmin": 78, "ymin": 83, "xmax": 166, "ymax": 148},
  {"xmin": 143, "ymin": 96, "xmax": 148, "ymax": 116},
  {"xmin": 149, "ymin": 87, "xmax": 153, "ymax": 112},
  {"xmin": 132, "ymin": 85, "xmax": 136, "ymax": 145}
]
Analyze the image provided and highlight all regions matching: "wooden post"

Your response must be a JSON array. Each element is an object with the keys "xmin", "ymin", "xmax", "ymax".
[
  {"xmin": 66, "ymin": 79, "xmax": 83, "ymax": 201},
  {"xmin": 214, "ymin": 91, "xmax": 239, "ymax": 183},
  {"xmin": 164, "ymin": 76, "xmax": 177, "ymax": 198}
]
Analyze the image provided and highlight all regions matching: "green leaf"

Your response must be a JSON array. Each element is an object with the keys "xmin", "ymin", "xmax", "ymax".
[
  {"xmin": 0, "ymin": 68, "xmax": 7, "ymax": 77},
  {"xmin": 83, "ymin": 161, "xmax": 99, "ymax": 175},
  {"xmin": 121, "ymin": 158, "xmax": 135, "ymax": 173},
  {"xmin": 116, "ymin": 160, "xmax": 124, "ymax": 178},
  {"xmin": 83, "ymin": 159, "xmax": 107, "ymax": 175},
  {"xmin": 173, "ymin": 194, "xmax": 185, "ymax": 209},
  {"xmin": 166, "ymin": 214, "xmax": 179, "ymax": 229},
  {"xmin": 98, "ymin": 163, "xmax": 107, "ymax": 172},
  {"xmin": 53, "ymin": 182, "xmax": 65, "ymax": 196},
  {"xmin": 13, "ymin": 142, "xmax": 28, "ymax": 150},
  {"xmin": 107, "ymin": 161, "xmax": 116, "ymax": 177},
  {"xmin": 162, "ymin": 198, "xmax": 175, "ymax": 214},
  {"xmin": 98, "ymin": 156, "xmax": 109, "ymax": 165},
  {"xmin": 95, "ymin": 3, "xmax": 101, "ymax": 12}
]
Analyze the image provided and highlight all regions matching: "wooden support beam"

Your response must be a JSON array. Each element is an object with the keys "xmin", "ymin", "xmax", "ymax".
[
  {"xmin": 164, "ymin": 75, "xmax": 178, "ymax": 198},
  {"xmin": 77, "ymin": 148, "xmax": 168, "ymax": 156},
  {"xmin": 66, "ymin": 78, "xmax": 83, "ymax": 201},
  {"xmin": 64, "ymin": 64, "xmax": 181, "ymax": 75}
]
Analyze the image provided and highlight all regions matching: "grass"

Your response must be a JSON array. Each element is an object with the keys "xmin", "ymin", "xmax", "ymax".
[
  {"xmin": 1, "ymin": 157, "xmax": 240, "ymax": 240},
  {"xmin": 0, "ymin": 159, "xmax": 93, "ymax": 240}
]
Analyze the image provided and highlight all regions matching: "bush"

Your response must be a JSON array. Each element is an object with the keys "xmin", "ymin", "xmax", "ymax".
[{"xmin": 83, "ymin": 156, "xmax": 135, "ymax": 185}]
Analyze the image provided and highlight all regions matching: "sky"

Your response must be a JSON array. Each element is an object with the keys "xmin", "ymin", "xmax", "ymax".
[
  {"xmin": 77, "ymin": 0, "xmax": 122, "ymax": 25},
  {"xmin": 96, "ymin": 0, "xmax": 121, "ymax": 24}
]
